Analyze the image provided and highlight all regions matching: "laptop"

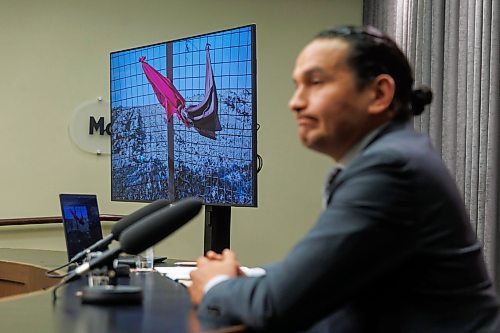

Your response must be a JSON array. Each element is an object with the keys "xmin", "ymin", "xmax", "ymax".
[
  {"xmin": 59, "ymin": 193, "xmax": 167, "ymax": 265},
  {"xmin": 59, "ymin": 194, "xmax": 103, "ymax": 261}
]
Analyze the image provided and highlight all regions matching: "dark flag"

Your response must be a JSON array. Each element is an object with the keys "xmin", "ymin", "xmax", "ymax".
[{"xmin": 181, "ymin": 44, "xmax": 222, "ymax": 139}]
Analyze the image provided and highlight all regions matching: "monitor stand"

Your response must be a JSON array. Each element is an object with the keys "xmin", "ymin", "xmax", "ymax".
[{"xmin": 204, "ymin": 205, "xmax": 231, "ymax": 254}]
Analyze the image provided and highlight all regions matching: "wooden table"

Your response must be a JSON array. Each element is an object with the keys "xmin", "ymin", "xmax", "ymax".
[{"xmin": 0, "ymin": 249, "xmax": 245, "ymax": 333}]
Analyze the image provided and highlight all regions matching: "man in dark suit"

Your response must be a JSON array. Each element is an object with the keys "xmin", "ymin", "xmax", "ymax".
[{"xmin": 188, "ymin": 26, "xmax": 500, "ymax": 332}]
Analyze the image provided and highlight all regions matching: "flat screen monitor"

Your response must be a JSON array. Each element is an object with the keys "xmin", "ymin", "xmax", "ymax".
[{"xmin": 110, "ymin": 24, "xmax": 257, "ymax": 207}]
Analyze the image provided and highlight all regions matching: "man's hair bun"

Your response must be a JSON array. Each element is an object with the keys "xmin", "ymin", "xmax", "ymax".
[{"xmin": 410, "ymin": 86, "xmax": 433, "ymax": 116}]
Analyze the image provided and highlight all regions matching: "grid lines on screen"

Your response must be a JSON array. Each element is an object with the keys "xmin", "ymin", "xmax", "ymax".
[
  {"xmin": 111, "ymin": 44, "xmax": 171, "ymax": 201},
  {"xmin": 172, "ymin": 26, "xmax": 254, "ymax": 205}
]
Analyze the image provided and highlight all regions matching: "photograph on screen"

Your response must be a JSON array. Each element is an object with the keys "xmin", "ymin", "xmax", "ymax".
[{"xmin": 110, "ymin": 25, "xmax": 256, "ymax": 206}]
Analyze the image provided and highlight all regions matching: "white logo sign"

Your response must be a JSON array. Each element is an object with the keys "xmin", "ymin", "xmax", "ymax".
[{"xmin": 69, "ymin": 97, "xmax": 111, "ymax": 155}]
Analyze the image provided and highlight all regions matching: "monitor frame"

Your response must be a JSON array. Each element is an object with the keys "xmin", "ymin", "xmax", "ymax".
[{"xmin": 109, "ymin": 24, "xmax": 258, "ymax": 208}]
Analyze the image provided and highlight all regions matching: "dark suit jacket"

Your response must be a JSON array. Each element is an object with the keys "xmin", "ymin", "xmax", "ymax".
[{"xmin": 197, "ymin": 122, "xmax": 500, "ymax": 332}]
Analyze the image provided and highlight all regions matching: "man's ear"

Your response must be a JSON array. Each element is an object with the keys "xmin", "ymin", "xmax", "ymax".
[{"xmin": 367, "ymin": 74, "xmax": 395, "ymax": 115}]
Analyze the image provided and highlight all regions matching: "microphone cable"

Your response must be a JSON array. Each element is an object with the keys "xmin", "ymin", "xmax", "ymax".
[
  {"xmin": 51, "ymin": 275, "xmax": 68, "ymax": 304},
  {"xmin": 45, "ymin": 262, "xmax": 73, "ymax": 278}
]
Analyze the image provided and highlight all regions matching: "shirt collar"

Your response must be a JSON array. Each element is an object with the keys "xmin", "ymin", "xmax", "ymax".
[
  {"xmin": 335, "ymin": 123, "xmax": 390, "ymax": 169},
  {"xmin": 322, "ymin": 123, "xmax": 389, "ymax": 208}
]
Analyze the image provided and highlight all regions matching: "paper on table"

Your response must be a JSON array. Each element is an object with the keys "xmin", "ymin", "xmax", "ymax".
[
  {"xmin": 156, "ymin": 266, "xmax": 195, "ymax": 281},
  {"xmin": 156, "ymin": 266, "xmax": 266, "ymax": 282}
]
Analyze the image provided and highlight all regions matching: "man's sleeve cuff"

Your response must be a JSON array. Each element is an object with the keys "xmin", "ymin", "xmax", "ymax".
[
  {"xmin": 240, "ymin": 267, "xmax": 266, "ymax": 277},
  {"xmin": 204, "ymin": 275, "xmax": 231, "ymax": 294},
  {"xmin": 203, "ymin": 267, "xmax": 267, "ymax": 294}
]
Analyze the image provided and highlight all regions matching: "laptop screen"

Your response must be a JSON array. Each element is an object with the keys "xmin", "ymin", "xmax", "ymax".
[{"xmin": 59, "ymin": 194, "xmax": 103, "ymax": 260}]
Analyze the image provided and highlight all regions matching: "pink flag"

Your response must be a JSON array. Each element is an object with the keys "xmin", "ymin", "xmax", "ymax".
[{"xmin": 139, "ymin": 56, "xmax": 186, "ymax": 123}]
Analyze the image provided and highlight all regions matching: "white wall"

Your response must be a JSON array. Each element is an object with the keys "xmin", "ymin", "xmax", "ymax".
[{"xmin": 0, "ymin": 0, "xmax": 362, "ymax": 266}]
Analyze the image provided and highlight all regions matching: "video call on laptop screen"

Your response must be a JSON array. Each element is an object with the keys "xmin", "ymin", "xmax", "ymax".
[{"xmin": 59, "ymin": 194, "xmax": 103, "ymax": 260}]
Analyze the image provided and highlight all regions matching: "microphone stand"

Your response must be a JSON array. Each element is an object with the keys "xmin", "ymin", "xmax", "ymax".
[
  {"xmin": 80, "ymin": 282, "xmax": 143, "ymax": 305},
  {"xmin": 53, "ymin": 248, "xmax": 142, "ymax": 305},
  {"xmin": 81, "ymin": 256, "xmax": 141, "ymax": 305}
]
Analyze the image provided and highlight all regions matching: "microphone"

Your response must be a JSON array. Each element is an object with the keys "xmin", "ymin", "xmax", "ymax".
[
  {"xmin": 69, "ymin": 199, "xmax": 171, "ymax": 263},
  {"xmin": 65, "ymin": 197, "xmax": 203, "ymax": 282},
  {"xmin": 119, "ymin": 197, "xmax": 203, "ymax": 254}
]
